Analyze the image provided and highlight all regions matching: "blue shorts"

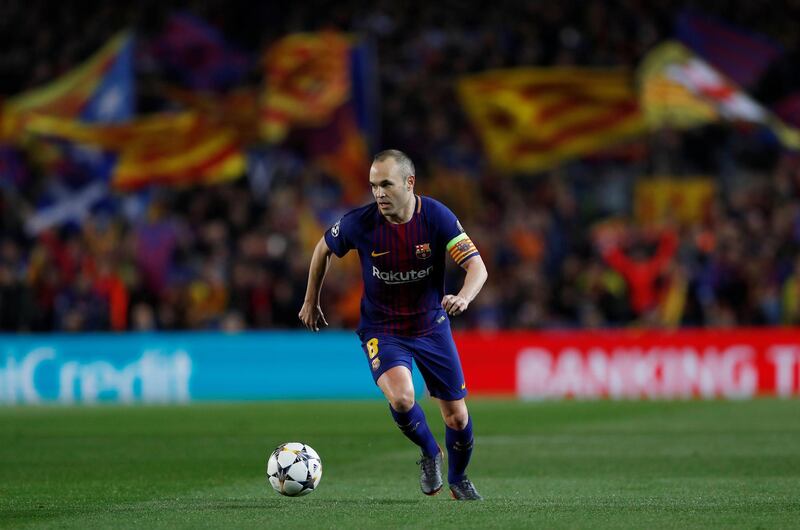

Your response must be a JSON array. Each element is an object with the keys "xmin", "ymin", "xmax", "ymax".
[{"xmin": 358, "ymin": 323, "xmax": 467, "ymax": 401}]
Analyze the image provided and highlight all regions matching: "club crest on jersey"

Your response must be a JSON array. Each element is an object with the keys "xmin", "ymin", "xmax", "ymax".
[{"xmin": 415, "ymin": 243, "xmax": 431, "ymax": 259}]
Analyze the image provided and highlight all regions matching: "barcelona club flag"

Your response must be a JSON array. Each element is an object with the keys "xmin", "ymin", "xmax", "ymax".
[{"xmin": 458, "ymin": 68, "xmax": 645, "ymax": 173}]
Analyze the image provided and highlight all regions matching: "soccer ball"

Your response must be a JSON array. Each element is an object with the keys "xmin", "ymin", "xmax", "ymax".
[{"xmin": 266, "ymin": 442, "xmax": 322, "ymax": 497}]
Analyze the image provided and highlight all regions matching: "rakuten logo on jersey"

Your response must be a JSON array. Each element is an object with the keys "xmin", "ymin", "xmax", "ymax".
[{"xmin": 372, "ymin": 265, "xmax": 434, "ymax": 284}]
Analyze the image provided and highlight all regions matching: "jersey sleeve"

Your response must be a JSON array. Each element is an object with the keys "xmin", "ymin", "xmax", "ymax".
[
  {"xmin": 433, "ymin": 201, "xmax": 480, "ymax": 266},
  {"xmin": 324, "ymin": 214, "xmax": 356, "ymax": 258}
]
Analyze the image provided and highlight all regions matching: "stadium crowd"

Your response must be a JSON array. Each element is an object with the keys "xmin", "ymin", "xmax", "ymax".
[{"xmin": 2, "ymin": 0, "xmax": 800, "ymax": 332}]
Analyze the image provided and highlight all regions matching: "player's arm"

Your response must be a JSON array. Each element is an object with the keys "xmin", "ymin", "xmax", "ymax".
[
  {"xmin": 442, "ymin": 255, "xmax": 488, "ymax": 316},
  {"xmin": 298, "ymin": 236, "xmax": 333, "ymax": 332}
]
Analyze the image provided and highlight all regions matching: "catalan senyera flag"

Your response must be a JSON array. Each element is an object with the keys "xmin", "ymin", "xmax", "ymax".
[
  {"xmin": 260, "ymin": 31, "xmax": 351, "ymax": 143},
  {"xmin": 21, "ymin": 112, "xmax": 244, "ymax": 190},
  {"xmin": 458, "ymin": 69, "xmax": 645, "ymax": 173},
  {"xmin": 1, "ymin": 32, "xmax": 134, "ymax": 138},
  {"xmin": 639, "ymin": 41, "xmax": 800, "ymax": 150},
  {"xmin": 161, "ymin": 85, "xmax": 260, "ymax": 144},
  {"xmin": 112, "ymin": 113, "xmax": 244, "ymax": 190}
]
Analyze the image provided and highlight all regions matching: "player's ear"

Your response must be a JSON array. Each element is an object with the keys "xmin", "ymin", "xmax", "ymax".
[{"xmin": 407, "ymin": 175, "xmax": 415, "ymax": 191}]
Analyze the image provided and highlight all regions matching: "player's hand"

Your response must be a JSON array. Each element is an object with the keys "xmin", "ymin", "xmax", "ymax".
[
  {"xmin": 441, "ymin": 294, "xmax": 469, "ymax": 316},
  {"xmin": 298, "ymin": 301, "xmax": 328, "ymax": 332}
]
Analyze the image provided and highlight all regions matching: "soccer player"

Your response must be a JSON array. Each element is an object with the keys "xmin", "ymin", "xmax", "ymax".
[{"xmin": 298, "ymin": 149, "xmax": 488, "ymax": 500}]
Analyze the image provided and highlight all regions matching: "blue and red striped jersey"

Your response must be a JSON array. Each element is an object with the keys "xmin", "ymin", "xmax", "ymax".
[{"xmin": 324, "ymin": 195, "xmax": 479, "ymax": 337}]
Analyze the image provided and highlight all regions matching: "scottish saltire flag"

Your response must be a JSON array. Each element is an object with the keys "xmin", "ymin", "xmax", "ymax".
[
  {"xmin": 25, "ymin": 180, "xmax": 109, "ymax": 235},
  {"xmin": 459, "ymin": 68, "xmax": 645, "ymax": 173},
  {"xmin": 675, "ymin": 11, "xmax": 783, "ymax": 89},
  {"xmin": 145, "ymin": 12, "xmax": 250, "ymax": 92}
]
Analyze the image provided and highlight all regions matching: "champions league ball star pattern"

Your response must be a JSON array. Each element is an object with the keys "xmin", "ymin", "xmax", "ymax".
[{"xmin": 266, "ymin": 442, "xmax": 322, "ymax": 497}]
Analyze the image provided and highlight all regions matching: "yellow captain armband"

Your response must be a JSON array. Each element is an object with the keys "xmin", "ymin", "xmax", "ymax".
[{"xmin": 446, "ymin": 233, "xmax": 479, "ymax": 266}]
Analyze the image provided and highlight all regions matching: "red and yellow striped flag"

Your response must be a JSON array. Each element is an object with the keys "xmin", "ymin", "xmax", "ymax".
[
  {"xmin": 112, "ymin": 113, "xmax": 244, "ymax": 190},
  {"xmin": 458, "ymin": 69, "xmax": 645, "ymax": 173},
  {"xmin": 20, "ymin": 112, "xmax": 244, "ymax": 190}
]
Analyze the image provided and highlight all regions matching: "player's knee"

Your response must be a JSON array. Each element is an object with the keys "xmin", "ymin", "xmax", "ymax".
[
  {"xmin": 388, "ymin": 392, "xmax": 415, "ymax": 413},
  {"xmin": 444, "ymin": 410, "xmax": 469, "ymax": 430}
]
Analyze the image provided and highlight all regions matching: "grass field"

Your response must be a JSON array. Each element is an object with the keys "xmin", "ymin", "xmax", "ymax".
[{"xmin": 1, "ymin": 399, "xmax": 799, "ymax": 529}]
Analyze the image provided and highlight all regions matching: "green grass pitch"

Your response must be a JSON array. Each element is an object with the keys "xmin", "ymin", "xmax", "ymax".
[{"xmin": 1, "ymin": 399, "xmax": 799, "ymax": 529}]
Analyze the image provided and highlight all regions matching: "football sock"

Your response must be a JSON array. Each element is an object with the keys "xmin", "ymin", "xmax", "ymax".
[
  {"xmin": 389, "ymin": 402, "xmax": 440, "ymax": 458},
  {"xmin": 445, "ymin": 416, "xmax": 474, "ymax": 484}
]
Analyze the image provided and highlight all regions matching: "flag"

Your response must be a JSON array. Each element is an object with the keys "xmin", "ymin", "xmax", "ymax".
[
  {"xmin": 349, "ymin": 38, "xmax": 380, "ymax": 151},
  {"xmin": 458, "ymin": 68, "xmax": 645, "ymax": 173},
  {"xmin": 304, "ymin": 39, "xmax": 377, "ymax": 204},
  {"xmin": 80, "ymin": 34, "xmax": 135, "ymax": 123},
  {"xmin": 20, "ymin": 112, "xmax": 245, "ymax": 190},
  {"xmin": 144, "ymin": 12, "xmax": 250, "ymax": 92},
  {"xmin": 638, "ymin": 41, "xmax": 800, "ymax": 150},
  {"xmin": 634, "ymin": 177, "xmax": 716, "ymax": 226},
  {"xmin": 306, "ymin": 104, "xmax": 370, "ymax": 204},
  {"xmin": 261, "ymin": 32, "xmax": 375, "ymax": 204},
  {"xmin": 2, "ymin": 31, "xmax": 134, "ymax": 137},
  {"xmin": 639, "ymin": 42, "xmax": 720, "ymax": 130},
  {"xmin": 675, "ymin": 10, "xmax": 782, "ymax": 89},
  {"xmin": 161, "ymin": 85, "xmax": 260, "ymax": 144},
  {"xmin": 25, "ymin": 181, "xmax": 109, "ymax": 235},
  {"xmin": 112, "ymin": 113, "xmax": 244, "ymax": 190},
  {"xmin": 260, "ymin": 32, "xmax": 352, "ymax": 143}
]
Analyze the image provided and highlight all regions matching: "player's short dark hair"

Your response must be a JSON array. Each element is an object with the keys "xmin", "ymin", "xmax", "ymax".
[{"xmin": 373, "ymin": 149, "xmax": 415, "ymax": 179}]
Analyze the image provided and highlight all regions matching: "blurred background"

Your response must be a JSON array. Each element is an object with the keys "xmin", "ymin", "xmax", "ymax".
[
  {"xmin": 1, "ymin": 1, "xmax": 800, "ymax": 403},
  {"xmin": 2, "ymin": 0, "xmax": 800, "ymax": 334}
]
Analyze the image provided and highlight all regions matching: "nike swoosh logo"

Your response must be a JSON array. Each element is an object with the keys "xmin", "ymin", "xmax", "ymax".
[{"xmin": 371, "ymin": 250, "xmax": 390, "ymax": 257}]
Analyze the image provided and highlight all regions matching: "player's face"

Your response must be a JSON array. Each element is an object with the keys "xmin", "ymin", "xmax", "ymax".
[{"xmin": 369, "ymin": 159, "xmax": 413, "ymax": 216}]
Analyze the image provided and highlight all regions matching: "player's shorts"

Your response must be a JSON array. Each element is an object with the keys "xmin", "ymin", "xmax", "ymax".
[{"xmin": 357, "ymin": 321, "xmax": 467, "ymax": 401}]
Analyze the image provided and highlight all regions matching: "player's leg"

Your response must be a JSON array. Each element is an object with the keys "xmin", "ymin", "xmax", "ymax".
[
  {"xmin": 361, "ymin": 334, "xmax": 442, "ymax": 495},
  {"xmin": 377, "ymin": 366, "xmax": 443, "ymax": 495},
  {"xmin": 437, "ymin": 398, "xmax": 473, "ymax": 481},
  {"xmin": 377, "ymin": 365, "xmax": 440, "ymax": 459},
  {"xmin": 412, "ymin": 325, "xmax": 483, "ymax": 500},
  {"xmin": 437, "ymin": 398, "xmax": 481, "ymax": 499}
]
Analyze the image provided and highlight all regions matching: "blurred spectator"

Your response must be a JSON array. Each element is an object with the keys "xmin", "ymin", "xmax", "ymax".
[{"xmin": 1, "ymin": 0, "xmax": 799, "ymax": 332}]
